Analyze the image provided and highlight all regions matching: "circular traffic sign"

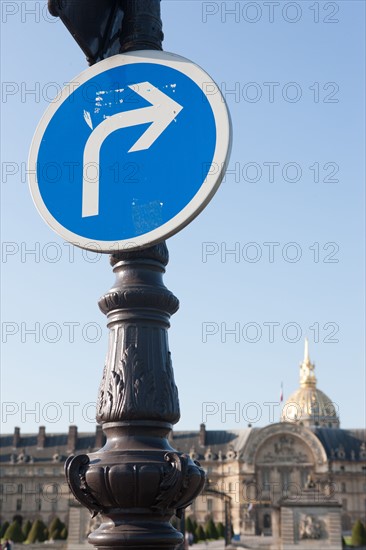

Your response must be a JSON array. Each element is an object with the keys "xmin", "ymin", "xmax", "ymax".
[{"xmin": 29, "ymin": 50, "xmax": 232, "ymax": 252}]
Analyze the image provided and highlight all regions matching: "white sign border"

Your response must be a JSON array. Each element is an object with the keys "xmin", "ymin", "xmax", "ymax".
[{"xmin": 28, "ymin": 50, "xmax": 232, "ymax": 252}]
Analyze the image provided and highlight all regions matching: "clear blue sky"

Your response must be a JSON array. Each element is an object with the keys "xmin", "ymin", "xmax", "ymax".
[{"xmin": 1, "ymin": 1, "xmax": 365, "ymax": 434}]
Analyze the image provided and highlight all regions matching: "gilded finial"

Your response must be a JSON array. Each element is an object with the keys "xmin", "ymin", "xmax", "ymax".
[{"xmin": 300, "ymin": 338, "xmax": 317, "ymax": 387}]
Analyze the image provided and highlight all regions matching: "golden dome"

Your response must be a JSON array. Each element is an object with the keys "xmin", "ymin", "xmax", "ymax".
[{"xmin": 281, "ymin": 339, "xmax": 340, "ymax": 428}]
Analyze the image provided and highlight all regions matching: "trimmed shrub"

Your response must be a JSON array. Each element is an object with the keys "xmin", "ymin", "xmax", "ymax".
[
  {"xmin": 49, "ymin": 517, "xmax": 66, "ymax": 541},
  {"xmin": 217, "ymin": 522, "xmax": 225, "ymax": 538},
  {"xmin": 205, "ymin": 518, "xmax": 218, "ymax": 540},
  {"xmin": 4, "ymin": 520, "xmax": 25, "ymax": 543},
  {"xmin": 185, "ymin": 516, "xmax": 194, "ymax": 535},
  {"xmin": 12, "ymin": 515, "xmax": 23, "ymax": 526},
  {"xmin": 351, "ymin": 519, "xmax": 366, "ymax": 547},
  {"xmin": 195, "ymin": 525, "xmax": 206, "ymax": 542},
  {"xmin": 22, "ymin": 520, "xmax": 32, "ymax": 540},
  {"xmin": 0, "ymin": 522, "xmax": 10, "ymax": 538},
  {"xmin": 48, "ymin": 517, "xmax": 62, "ymax": 534},
  {"xmin": 26, "ymin": 519, "xmax": 48, "ymax": 543},
  {"xmin": 60, "ymin": 527, "xmax": 68, "ymax": 540}
]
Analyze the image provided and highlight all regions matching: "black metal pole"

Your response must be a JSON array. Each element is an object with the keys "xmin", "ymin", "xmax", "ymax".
[
  {"xmin": 48, "ymin": 0, "xmax": 163, "ymax": 64},
  {"xmin": 119, "ymin": 0, "xmax": 164, "ymax": 53},
  {"xmin": 47, "ymin": 2, "xmax": 206, "ymax": 549}
]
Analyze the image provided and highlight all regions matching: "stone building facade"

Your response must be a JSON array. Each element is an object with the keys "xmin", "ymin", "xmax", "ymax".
[{"xmin": 1, "ymin": 343, "xmax": 365, "ymax": 541}]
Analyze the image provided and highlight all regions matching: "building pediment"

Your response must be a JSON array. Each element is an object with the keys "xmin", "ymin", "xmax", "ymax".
[{"xmin": 243, "ymin": 423, "xmax": 327, "ymax": 468}]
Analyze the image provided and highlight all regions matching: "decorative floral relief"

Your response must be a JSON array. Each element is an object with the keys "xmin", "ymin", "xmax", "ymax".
[
  {"xmin": 97, "ymin": 345, "xmax": 152, "ymax": 421},
  {"xmin": 97, "ymin": 345, "xmax": 180, "ymax": 423}
]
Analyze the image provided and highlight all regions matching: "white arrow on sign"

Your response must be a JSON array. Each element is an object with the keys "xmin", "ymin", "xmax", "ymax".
[{"xmin": 82, "ymin": 81, "xmax": 183, "ymax": 218}]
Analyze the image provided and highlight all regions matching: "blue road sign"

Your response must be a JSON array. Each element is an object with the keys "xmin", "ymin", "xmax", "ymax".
[{"xmin": 29, "ymin": 51, "xmax": 232, "ymax": 251}]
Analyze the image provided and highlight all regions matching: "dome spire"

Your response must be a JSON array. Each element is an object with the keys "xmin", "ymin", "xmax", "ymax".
[
  {"xmin": 300, "ymin": 338, "xmax": 317, "ymax": 388},
  {"xmin": 281, "ymin": 341, "xmax": 340, "ymax": 427}
]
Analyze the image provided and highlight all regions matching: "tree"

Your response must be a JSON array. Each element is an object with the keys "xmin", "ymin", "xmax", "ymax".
[
  {"xmin": 22, "ymin": 520, "xmax": 32, "ymax": 540},
  {"xmin": 26, "ymin": 519, "xmax": 48, "ymax": 543},
  {"xmin": 351, "ymin": 519, "xmax": 366, "ymax": 547},
  {"xmin": 4, "ymin": 520, "xmax": 25, "ymax": 543},
  {"xmin": 60, "ymin": 527, "xmax": 68, "ymax": 540}
]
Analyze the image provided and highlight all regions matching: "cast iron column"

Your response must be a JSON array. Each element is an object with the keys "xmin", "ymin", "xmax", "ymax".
[
  {"xmin": 65, "ymin": 244, "xmax": 205, "ymax": 549},
  {"xmin": 47, "ymin": 1, "xmax": 206, "ymax": 548}
]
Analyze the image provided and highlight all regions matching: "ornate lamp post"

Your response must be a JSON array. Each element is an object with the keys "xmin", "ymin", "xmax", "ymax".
[
  {"xmin": 44, "ymin": 1, "xmax": 206, "ymax": 549},
  {"xmin": 65, "ymin": 244, "xmax": 205, "ymax": 549}
]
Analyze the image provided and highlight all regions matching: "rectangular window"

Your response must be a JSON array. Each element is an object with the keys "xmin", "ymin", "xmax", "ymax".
[
  {"xmin": 341, "ymin": 482, "xmax": 346, "ymax": 493},
  {"xmin": 262, "ymin": 469, "xmax": 270, "ymax": 487},
  {"xmin": 262, "ymin": 468, "xmax": 271, "ymax": 491},
  {"xmin": 342, "ymin": 498, "xmax": 347, "ymax": 510},
  {"xmin": 16, "ymin": 499, "xmax": 22, "ymax": 511},
  {"xmin": 301, "ymin": 469, "xmax": 309, "ymax": 487},
  {"xmin": 207, "ymin": 499, "xmax": 213, "ymax": 512},
  {"xmin": 281, "ymin": 470, "xmax": 290, "ymax": 490}
]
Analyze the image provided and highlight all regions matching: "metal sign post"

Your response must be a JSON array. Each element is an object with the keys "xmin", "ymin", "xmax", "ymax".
[{"xmin": 29, "ymin": 2, "xmax": 231, "ymax": 548}]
